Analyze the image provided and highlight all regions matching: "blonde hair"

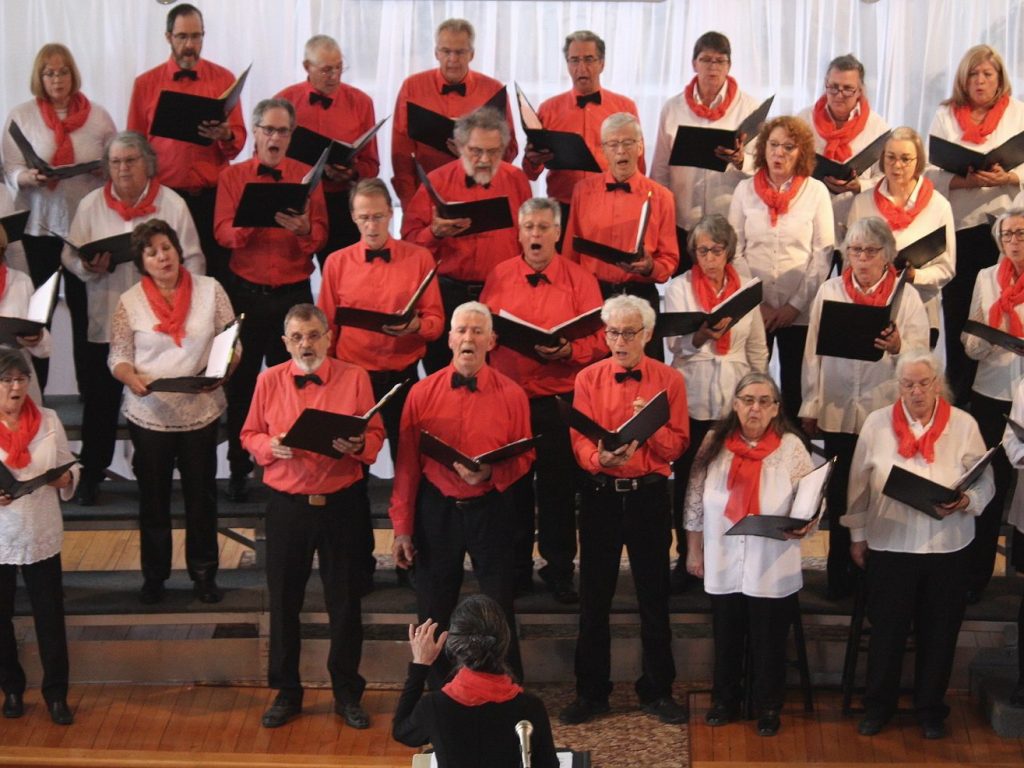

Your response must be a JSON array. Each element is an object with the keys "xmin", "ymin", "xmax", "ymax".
[{"xmin": 944, "ymin": 45, "xmax": 1011, "ymax": 108}]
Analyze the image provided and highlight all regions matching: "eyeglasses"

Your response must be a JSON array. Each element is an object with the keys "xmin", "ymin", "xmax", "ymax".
[
  {"xmin": 465, "ymin": 146, "xmax": 503, "ymax": 159},
  {"xmin": 883, "ymin": 153, "xmax": 917, "ymax": 167},
  {"xmin": 109, "ymin": 155, "xmax": 142, "ymax": 168},
  {"xmin": 605, "ymin": 327, "xmax": 643, "ymax": 342},
  {"xmin": 898, "ymin": 377, "xmax": 936, "ymax": 392},
  {"xmin": 567, "ymin": 55, "xmax": 602, "ymax": 67},
  {"xmin": 767, "ymin": 141, "xmax": 798, "ymax": 153},
  {"xmin": 736, "ymin": 395, "xmax": 777, "ymax": 408},
  {"xmin": 0, "ymin": 376, "xmax": 30, "ymax": 387},
  {"xmin": 171, "ymin": 32, "xmax": 205, "ymax": 43},
  {"xmin": 1000, "ymin": 229, "xmax": 1024, "ymax": 242},
  {"xmin": 354, "ymin": 213, "xmax": 389, "ymax": 225},
  {"xmin": 41, "ymin": 68, "xmax": 71, "ymax": 80},
  {"xmin": 436, "ymin": 47, "xmax": 471, "ymax": 59},
  {"xmin": 695, "ymin": 245, "xmax": 727, "ymax": 257},
  {"xmin": 846, "ymin": 245, "xmax": 885, "ymax": 258},
  {"xmin": 696, "ymin": 56, "xmax": 730, "ymax": 67},
  {"xmin": 255, "ymin": 124, "xmax": 292, "ymax": 138},
  {"xmin": 602, "ymin": 139, "xmax": 639, "ymax": 152},
  {"xmin": 825, "ymin": 84, "xmax": 859, "ymax": 97},
  {"xmin": 286, "ymin": 331, "xmax": 324, "ymax": 344}
]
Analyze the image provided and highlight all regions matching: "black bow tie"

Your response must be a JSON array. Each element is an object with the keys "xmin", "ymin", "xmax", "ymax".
[
  {"xmin": 257, "ymin": 164, "xmax": 282, "ymax": 181},
  {"xmin": 576, "ymin": 91, "xmax": 602, "ymax": 108},
  {"xmin": 441, "ymin": 82, "xmax": 467, "ymax": 96},
  {"xmin": 309, "ymin": 91, "xmax": 333, "ymax": 109},
  {"xmin": 173, "ymin": 69, "xmax": 198, "ymax": 81},
  {"xmin": 294, "ymin": 373, "xmax": 323, "ymax": 389},
  {"xmin": 366, "ymin": 248, "xmax": 391, "ymax": 263},
  {"xmin": 526, "ymin": 272, "xmax": 550, "ymax": 287},
  {"xmin": 451, "ymin": 372, "xmax": 478, "ymax": 392},
  {"xmin": 614, "ymin": 369, "xmax": 642, "ymax": 383},
  {"xmin": 606, "ymin": 181, "xmax": 630, "ymax": 193},
  {"xmin": 465, "ymin": 175, "xmax": 490, "ymax": 189}
]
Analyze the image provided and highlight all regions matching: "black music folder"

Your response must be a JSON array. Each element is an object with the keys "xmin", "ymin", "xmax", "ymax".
[
  {"xmin": 51, "ymin": 229, "xmax": 134, "ymax": 273},
  {"xmin": 815, "ymin": 271, "xmax": 908, "ymax": 361},
  {"xmin": 0, "ymin": 268, "xmax": 61, "ymax": 346},
  {"xmin": 7, "ymin": 122, "xmax": 101, "ymax": 180},
  {"xmin": 668, "ymin": 95, "xmax": 774, "ymax": 172},
  {"xmin": 558, "ymin": 389, "xmax": 669, "ymax": 451},
  {"xmin": 147, "ymin": 318, "xmax": 242, "ymax": 393},
  {"xmin": 812, "ymin": 130, "xmax": 892, "ymax": 184},
  {"xmin": 149, "ymin": 63, "xmax": 251, "ymax": 146},
  {"xmin": 893, "ymin": 226, "xmax": 947, "ymax": 270},
  {"xmin": 413, "ymin": 159, "xmax": 513, "ymax": 237},
  {"xmin": 658, "ymin": 279, "xmax": 763, "ymax": 337},
  {"xmin": 492, "ymin": 307, "xmax": 604, "ymax": 358},
  {"xmin": 419, "ymin": 431, "xmax": 538, "ymax": 473},
  {"xmin": 333, "ymin": 267, "xmax": 437, "ymax": 332},
  {"xmin": 881, "ymin": 446, "xmax": 997, "ymax": 519},
  {"xmin": 407, "ymin": 88, "xmax": 508, "ymax": 156},
  {"xmin": 0, "ymin": 210, "xmax": 30, "ymax": 242},
  {"xmin": 929, "ymin": 132, "xmax": 1024, "ymax": 177},
  {"xmin": 514, "ymin": 83, "xmax": 601, "ymax": 172},
  {"xmin": 726, "ymin": 457, "xmax": 835, "ymax": 540},
  {"xmin": 281, "ymin": 381, "xmax": 407, "ymax": 458},
  {"xmin": 962, "ymin": 318, "xmax": 1024, "ymax": 355},
  {"xmin": 286, "ymin": 116, "xmax": 389, "ymax": 168},
  {"xmin": 571, "ymin": 192, "xmax": 651, "ymax": 264},
  {"xmin": 232, "ymin": 147, "xmax": 329, "ymax": 228},
  {"xmin": 0, "ymin": 460, "xmax": 76, "ymax": 500}
]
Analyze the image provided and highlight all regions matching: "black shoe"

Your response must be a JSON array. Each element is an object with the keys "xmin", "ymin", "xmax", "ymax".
[
  {"xmin": 1011, "ymin": 683, "xmax": 1024, "ymax": 708},
  {"xmin": 261, "ymin": 695, "xmax": 301, "ymax": 728},
  {"xmin": 139, "ymin": 579, "xmax": 165, "ymax": 605},
  {"xmin": 825, "ymin": 584, "xmax": 854, "ymax": 602},
  {"xmin": 193, "ymin": 579, "xmax": 222, "ymax": 604},
  {"xmin": 74, "ymin": 478, "xmax": 98, "ymax": 506},
  {"xmin": 225, "ymin": 474, "xmax": 249, "ymax": 503},
  {"xmin": 857, "ymin": 715, "xmax": 887, "ymax": 736},
  {"xmin": 921, "ymin": 720, "xmax": 945, "ymax": 740},
  {"xmin": 335, "ymin": 701, "xmax": 370, "ymax": 729},
  {"xmin": 757, "ymin": 709, "xmax": 780, "ymax": 736},
  {"xmin": 48, "ymin": 699, "xmax": 73, "ymax": 725},
  {"xmin": 641, "ymin": 696, "xmax": 687, "ymax": 725},
  {"xmin": 559, "ymin": 697, "xmax": 610, "ymax": 725},
  {"xmin": 670, "ymin": 566, "xmax": 693, "ymax": 595},
  {"xmin": 544, "ymin": 578, "xmax": 579, "ymax": 604},
  {"xmin": 705, "ymin": 701, "xmax": 738, "ymax": 727},
  {"xmin": 2, "ymin": 692, "xmax": 23, "ymax": 719},
  {"xmin": 965, "ymin": 589, "xmax": 981, "ymax": 605},
  {"xmin": 515, "ymin": 576, "xmax": 535, "ymax": 598}
]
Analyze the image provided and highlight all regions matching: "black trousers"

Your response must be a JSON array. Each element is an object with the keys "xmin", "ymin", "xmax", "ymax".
[
  {"xmin": 173, "ymin": 187, "xmax": 231, "ymax": 287},
  {"xmin": 0, "ymin": 554, "xmax": 68, "ymax": 703},
  {"xmin": 672, "ymin": 417, "xmax": 715, "ymax": 563},
  {"xmin": 674, "ymin": 226, "xmax": 691, "ymax": 277},
  {"xmin": 575, "ymin": 476, "xmax": 674, "ymax": 703},
  {"xmin": 966, "ymin": 392, "xmax": 1012, "ymax": 594},
  {"xmin": 226, "ymin": 276, "xmax": 312, "ymax": 477},
  {"xmin": 413, "ymin": 480, "xmax": 521, "ymax": 687},
  {"xmin": 79, "ymin": 341, "xmax": 124, "ymax": 483},
  {"xmin": 423, "ymin": 277, "xmax": 483, "ymax": 375},
  {"xmin": 266, "ymin": 485, "xmax": 368, "ymax": 705},
  {"xmin": 556, "ymin": 202, "xmax": 571, "ymax": 253},
  {"xmin": 765, "ymin": 325, "xmax": 807, "ymax": 424},
  {"xmin": 821, "ymin": 431, "xmax": 859, "ymax": 596},
  {"xmin": 864, "ymin": 547, "xmax": 967, "ymax": 723},
  {"xmin": 318, "ymin": 190, "xmax": 361, "ymax": 271},
  {"xmin": 129, "ymin": 420, "xmax": 220, "ymax": 583},
  {"xmin": 944, "ymin": 225, "xmax": 999, "ymax": 406},
  {"xmin": 710, "ymin": 592, "xmax": 794, "ymax": 712},
  {"xmin": 598, "ymin": 280, "xmax": 664, "ymax": 362}
]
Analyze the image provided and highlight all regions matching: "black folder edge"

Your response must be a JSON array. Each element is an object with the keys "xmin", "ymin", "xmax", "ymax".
[
  {"xmin": 334, "ymin": 266, "xmax": 438, "ymax": 331},
  {"xmin": 881, "ymin": 446, "xmax": 996, "ymax": 519},
  {"xmin": 7, "ymin": 121, "xmax": 102, "ymax": 180},
  {"xmin": 413, "ymin": 157, "xmax": 513, "ymax": 237},
  {"xmin": 147, "ymin": 316, "xmax": 243, "ymax": 393},
  {"xmin": 287, "ymin": 116, "xmax": 389, "ymax": 168},
  {"xmin": 0, "ymin": 210, "xmax": 30, "ymax": 243},
  {"xmin": 231, "ymin": 183, "xmax": 310, "ymax": 228},
  {"xmin": 658, "ymin": 279, "xmax": 764, "ymax": 338},
  {"xmin": 49, "ymin": 227, "xmax": 135, "ymax": 272},
  {"xmin": 557, "ymin": 389, "xmax": 670, "ymax": 451},
  {"xmin": 514, "ymin": 82, "xmax": 601, "ymax": 172},
  {"xmin": 571, "ymin": 193, "xmax": 652, "ymax": 265},
  {"xmin": 963, "ymin": 319, "xmax": 1024, "ymax": 354},
  {"xmin": 667, "ymin": 95, "xmax": 774, "ymax": 170},
  {"xmin": 812, "ymin": 130, "xmax": 892, "ymax": 183},
  {"xmin": 815, "ymin": 300, "xmax": 888, "ymax": 361},
  {"xmin": 894, "ymin": 226, "xmax": 947, "ymax": 270},
  {"xmin": 149, "ymin": 63, "xmax": 251, "ymax": 147},
  {"xmin": 724, "ymin": 456, "xmax": 836, "ymax": 540},
  {"xmin": 1, "ymin": 267, "xmax": 64, "ymax": 343},
  {"xmin": 492, "ymin": 307, "xmax": 604, "ymax": 357},
  {"xmin": 419, "ymin": 430, "xmax": 538, "ymax": 473},
  {"xmin": 407, "ymin": 88, "xmax": 507, "ymax": 157},
  {"xmin": 0, "ymin": 460, "xmax": 76, "ymax": 500},
  {"xmin": 928, "ymin": 132, "xmax": 1024, "ymax": 177}
]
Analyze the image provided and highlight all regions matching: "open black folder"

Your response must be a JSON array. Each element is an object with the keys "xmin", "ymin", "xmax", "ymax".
[
  {"xmin": 413, "ymin": 159, "xmax": 513, "ymax": 237},
  {"xmin": 881, "ymin": 446, "xmax": 997, "ymax": 520},
  {"xmin": 571, "ymin": 192, "xmax": 651, "ymax": 264},
  {"xmin": 514, "ymin": 83, "xmax": 601, "ymax": 172},
  {"xmin": 149, "ymin": 64, "xmax": 251, "ymax": 146},
  {"xmin": 815, "ymin": 270, "xmax": 908, "ymax": 362},
  {"xmin": 492, "ymin": 307, "xmax": 604, "ymax": 358},
  {"xmin": 726, "ymin": 456, "xmax": 836, "ymax": 540},
  {"xmin": 7, "ymin": 121, "xmax": 102, "ymax": 180},
  {"xmin": 419, "ymin": 430, "xmax": 538, "ymax": 473},
  {"xmin": 286, "ymin": 117, "xmax": 389, "ymax": 168},
  {"xmin": 668, "ymin": 95, "xmax": 774, "ymax": 172},
  {"xmin": 0, "ymin": 268, "xmax": 61, "ymax": 346},
  {"xmin": 0, "ymin": 210, "xmax": 30, "ymax": 243},
  {"xmin": 893, "ymin": 226, "xmax": 947, "ymax": 270},
  {"xmin": 0, "ymin": 460, "xmax": 76, "ymax": 501},
  {"xmin": 558, "ymin": 389, "xmax": 669, "ymax": 451},
  {"xmin": 929, "ymin": 132, "xmax": 1024, "ymax": 177},
  {"xmin": 407, "ymin": 88, "xmax": 508, "ymax": 156},
  {"xmin": 49, "ymin": 228, "xmax": 134, "ymax": 273},
  {"xmin": 280, "ymin": 380, "xmax": 408, "ymax": 458},
  {"xmin": 147, "ymin": 318, "xmax": 243, "ymax": 393},
  {"xmin": 812, "ymin": 130, "xmax": 892, "ymax": 184},
  {"xmin": 658, "ymin": 279, "xmax": 763, "ymax": 337},
  {"xmin": 232, "ymin": 147, "xmax": 330, "ymax": 228},
  {"xmin": 962, "ymin": 319, "xmax": 1024, "ymax": 355},
  {"xmin": 334, "ymin": 267, "xmax": 438, "ymax": 332}
]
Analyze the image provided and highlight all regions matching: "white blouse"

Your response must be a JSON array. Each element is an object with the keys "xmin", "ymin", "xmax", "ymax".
[
  {"xmin": 0, "ymin": 407, "xmax": 79, "ymax": 565},
  {"xmin": 999, "ymin": 377, "xmax": 1024, "ymax": 535},
  {"xmin": 0, "ymin": 268, "xmax": 52, "ymax": 405},
  {"xmin": 962, "ymin": 259, "xmax": 1024, "ymax": 401},
  {"xmin": 684, "ymin": 432, "xmax": 813, "ymax": 598},
  {"xmin": 843, "ymin": 402, "xmax": 994, "ymax": 554},
  {"xmin": 0, "ymin": 184, "xmax": 29, "ymax": 274},
  {"xmin": 800, "ymin": 274, "xmax": 929, "ymax": 433},
  {"xmin": 664, "ymin": 271, "xmax": 769, "ymax": 421}
]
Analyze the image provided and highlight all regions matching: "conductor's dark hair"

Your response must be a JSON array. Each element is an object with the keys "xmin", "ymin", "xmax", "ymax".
[
  {"xmin": 445, "ymin": 595, "xmax": 513, "ymax": 677},
  {"xmin": 692, "ymin": 31, "xmax": 731, "ymax": 62},
  {"xmin": 166, "ymin": 3, "xmax": 204, "ymax": 35},
  {"xmin": 131, "ymin": 219, "xmax": 184, "ymax": 274},
  {"xmin": 826, "ymin": 54, "xmax": 865, "ymax": 84}
]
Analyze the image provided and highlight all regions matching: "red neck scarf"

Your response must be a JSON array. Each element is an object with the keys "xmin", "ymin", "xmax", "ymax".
[
  {"xmin": 36, "ymin": 92, "xmax": 91, "ymax": 168},
  {"xmin": 873, "ymin": 178, "xmax": 934, "ymax": 231},
  {"xmin": 753, "ymin": 169, "xmax": 805, "ymax": 227},
  {"xmin": 442, "ymin": 668, "xmax": 523, "ymax": 707},
  {"xmin": 0, "ymin": 263, "xmax": 8, "ymax": 301},
  {"xmin": 723, "ymin": 428, "xmax": 782, "ymax": 523},
  {"xmin": 811, "ymin": 95, "xmax": 870, "ymax": 162},
  {"xmin": 103, "ymin": 181, "xmax": 160, "ymax": 222},
  {"xmin": 0, "ymin": 396, "xmax": 42, "ymax": 470},
  {"xmin": 954, "ymin": 93, "xmax": 1010, "ymax": 144},
  {"xmin": 141, "ymin": 268, "xmax": 193, "ymax": 347},
  {"xmin": 691, "ymin": 263, "xmax": 741, "ymax": 354},
  {"xmin": 892, "ymin": 397, "xmax": 951, "ymax": 464},
  {"xmin": 988, "ymin": 257, "xmax": 1024, "ymax": 337},
  {"xmin": 842, "ymin": 265, "xmax": 897, "ymax": 307},
  {"xmin": 684, "ymin": 76, "xmax": 738, "ymax": 122}
]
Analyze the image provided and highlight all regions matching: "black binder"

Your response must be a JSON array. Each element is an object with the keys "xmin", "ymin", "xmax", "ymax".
[
  {"xmin": 286, "ymin": 117, "xmax": 389, "ymax": 168},
  {"xmin": 558, "ymin": 389, "xmax": 669, "ymax": 451},
  {"xmin": 50, "ymin": 229, "xmax": 134, "ymax": 273},
  {"xmin": 962, "ymin": 319, "xmax": 1024, "ymax": 355},
  {"xmin": 668, "ymin": 95, "xmax": 774, "ymax": 171},
  {"xmin": 147, "ymin": 317, "xmax": 243, "ymax": 393},
  {"xmin": 407, "ymin": 88, "xmax": 508, "ymax": 156},
  {"xmin": 0, "ymin": 268, "xmax": 61, "ymax": 346},
  {"xmin": 881, "ymin": 447, "xmax": 997, "ymax": 519},
  {"xmin": 815, "ymin": 271, "xmax": 908, "ymax": 361},
  {"xmin": 7, "ymin": 121, "xmax": 101, "ymax": 180},
  {"xmin": 333, "ymin": 268, "xmax": 437, "ymax": 332},
  {"xmin": 514, "ymin": 83, "xmax": 601, "ymax": 172},
  {"xmin": 0, "ymin": 210, "xmax": 30, "ymax": 243},
  {"xmin": 725, "ymin": 456, "xmax": 836, "ymax": 540},
  {"xmin": 413, "ymin": 159, "xmax": 513, "ymax": 237},
  {"xmin": 812, "ymin": 130, "xmax": 892, "ymax": 184},
  {"xmin": 893, "ymin": 226, "xmax": 947, "ymax": 270},
  {"xmin": 571, "ymin": 192, "xmax": 651, "ymax": 264},
  {"xmin": 419, "ymin": 430, "xmax": 538, "ymax": 473},
  {"xmin": 658, "ymin": 279, "xmax": 763, "ymax": 337},
  {"xmin": 492, "ymin": 307, "xmax": 603, "ymax": 358},
  {"xmin": 0, "ymin": 460, "xmax": 76, "ymax": 500},
  {"xmin": 149, "ymin": 64, "xmax": 251, "ymax": 146},
  {"xmin": 232, "ymin": 147, "xmax": 330, "ymax": 228},
  {"xmin": 929, "ymin": 131, "xmax": 1024, "ymax": 177}
]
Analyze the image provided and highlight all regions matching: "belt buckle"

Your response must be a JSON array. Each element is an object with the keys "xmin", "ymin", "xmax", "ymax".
[
  {"xmin": 307, "ymin": 494, "xmax": 327, "ymax": 507},
  {"xmin": 613, "ymin": 477, "xmax": 637, "ymax": 493}
]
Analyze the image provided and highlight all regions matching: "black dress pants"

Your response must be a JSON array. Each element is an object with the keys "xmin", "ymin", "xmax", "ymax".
[
  {"xmin": 965, "ymin": 392, "xmax": 1012, "ymax": 594},
  {"xmin": 598, "ymin": 280, "xmax": 664, "ymax": 362},
  {"xmin": 0, "ymin": 554, "xmax": 68, "ymax": 704},
  {"xmin": 265, "ymin": 485, "xmax": 368, "ymax": 705},
  {"xmin": 672, "ymin": 417, "xmax": 715, "ymax": 565},
  {"xmin": 765, "ymin": 325, "xmax": 808, "ymax": 424},
  {"xmin": 173, "ymin": 187, "xmax": 231, "ymax": 286},
  {"xmin": 79, "ymin": 341, "xmax": 123, "ymax": 483},
  {"xmin": 575, "ymin": 476, "xmax": 674, "ymax": 703},
  {"xmin": 129, "ymin": 420, "xmax": 220, "ymax": 583},
  {"xmin": 821, "ymin": 431, "xmax": 859, "ymax": 597}
]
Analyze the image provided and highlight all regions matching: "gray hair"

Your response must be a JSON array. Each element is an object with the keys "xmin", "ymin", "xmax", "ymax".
[
  {"xmin": 826, "ymin": 53, "xmax": 865, "ymax": 85},
  {"xmin": 436, "ymin": 18, "xmax": 475, "ymax": 48},
  {"xmin": 895, "ymin": 348, "xmax": 943, "ymax": 380},
  {"xmin": 251, "ymin": 98, "xmax": 296, "ymax": 132},
  {"xmin": 349, "ymin": 178, "xmax": 392, "ymax": 212},
  {"xmin": 993, "ymin": 207, "xmax": 1024, "ymax": 255},
  {"xmin": 453, "ymin": 106, "xmax": 509, "ymax": 150},
  {"xmin": 563, "ymin": 30, "xmax": 605, "ymax": 60},
  {"xmin": 518, "ymin": 197, "xmax": 561, "ymax": 228},
  {"xmin": 104, "ymin": 131, "xmax": 158, "ymax": 179},
  {"xmin": 451, "ymin": 301, "xmax": 493, "ymax": 333},
  {"xmin": 601, "ymin": 112, "xmax": 642, "ymax": 142},
  {"xmin": 303, "ymin": 34, "xmax": 340, "ymax": 63},
  {"xmin": 843, "ymin": 216, "xmax": 897, "ymax": 266},
  {"xmin": 283, "ymin": 303, "xmax": 328, "ymax": 333},
  {"xmin": 687, "ymin": 214, "xmax": 738, "ymax": 262},
  {"xmin": 0, "ymin": 348, "xmax": 31, "ymax": 380},
  {"xmin": 601, "ymin": 294, "xmax": 655, "ymax": 330},
  {"xmin": 885, "ymin": 126, "xmax": 926, "ymax": 177}
]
